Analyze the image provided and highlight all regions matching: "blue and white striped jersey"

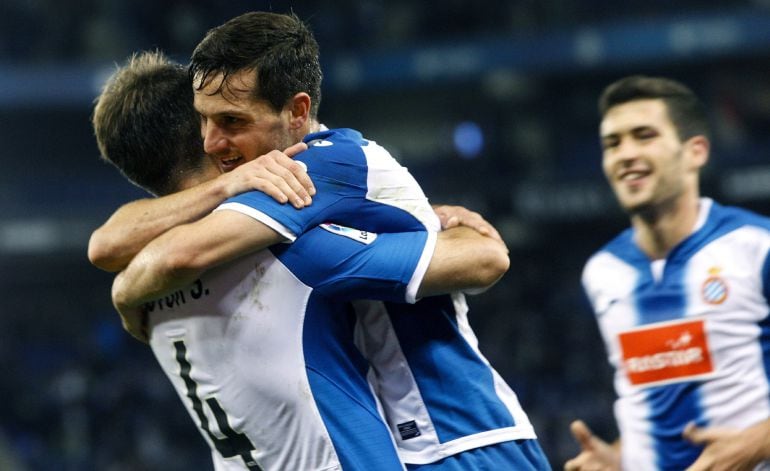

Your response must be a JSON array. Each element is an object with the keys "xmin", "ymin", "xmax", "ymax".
[
  {"xmin": 221, "ymin": 127, "xmax": 541, "ymax": 467},
  {"xmin": 583, "ymin": 198, "xmax": 770, "ymax": 470},
  {"xmin": 148, "ymin": 226, "xmax": 435, "ymax": 471},
  {"xmin": 218, "ymin": 127, "xmax": 441, "ymax": 239},
  {"xmin": 354, "ymin": 295, "xmax": 538, "ymax": 465}
]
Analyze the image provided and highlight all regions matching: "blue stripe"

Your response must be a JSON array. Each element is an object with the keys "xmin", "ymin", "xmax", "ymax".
[
  {"xmin": 761, "ymin": 252, "xmax": 770, "ymax": 399},
  {"xmin": 406, "ymin": 439, "xmax": 551, "ymax": 471},
  {"xmin": 644, "ymin": 383, "xmax": 705, "ymax": 470},
  {"xmin": 302, "ymin": 294, "xmax": 403, "ymax": 470},
  {"xmin": 272, "ymin": 227, "xmax": 427, "ymax": 302},
  {"xmin": 600, "ymin": 200, "xmax": 770, "ymax": 467},
  {"xmin": 385, "ymin": 295, "xmax": 516, "ymax": 441}
]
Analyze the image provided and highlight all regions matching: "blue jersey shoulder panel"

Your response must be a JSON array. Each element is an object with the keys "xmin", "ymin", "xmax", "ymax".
[
  {"xmin": 225, "ymin": 128, "xmax": 426, "ymax": 235},
  {"xmin": 271, "ymin": 226, "xmax": 428, "ymax": 302}
]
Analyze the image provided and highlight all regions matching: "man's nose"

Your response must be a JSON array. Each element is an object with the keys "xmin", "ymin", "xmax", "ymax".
[
  {"xmin": 202, "ymin": 121, "xmax": 228, "ymax": 155},
  {"xmin": 607, "ymin": 138, "xmax": 641, "ymax": 165}
]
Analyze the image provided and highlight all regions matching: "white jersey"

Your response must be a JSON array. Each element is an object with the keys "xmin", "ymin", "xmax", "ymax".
[
  {"xmin": 147, "ymin": 226, "xmax": 435, "ymax": 471},
  {"xmin": 583, "ymin": 198, "xmax": 770, "ymax": 470}
]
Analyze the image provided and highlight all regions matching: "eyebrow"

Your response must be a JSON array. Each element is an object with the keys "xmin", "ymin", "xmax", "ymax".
[
  {"xmin": 195, "ymin": 105, "xmax": 249, "ymax": 118},
  {"xmin": 601, "ymin": 125, "xmax": 656, "ymax": 139}
]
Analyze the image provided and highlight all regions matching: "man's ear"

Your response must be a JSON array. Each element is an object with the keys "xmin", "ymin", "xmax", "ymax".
[
  {"xmin": 686, "ymin": 135, "xmax": 710, "ymax": 170},
  {"xmin": 287, "ymin": 92, "xmax": 311, "ymax": 131}
]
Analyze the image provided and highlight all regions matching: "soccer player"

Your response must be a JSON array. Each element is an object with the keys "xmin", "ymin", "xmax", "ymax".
[
  {"xmin": 96, "ymin": 11, "xmax": 550, "ymax": 470},
  {"xmin": 565, "ymin": 76, "xmax": 770, "ymax": 470},
  {"xmin": 93, "ymin": 50, "xmax": 511, "ymax": 470}
]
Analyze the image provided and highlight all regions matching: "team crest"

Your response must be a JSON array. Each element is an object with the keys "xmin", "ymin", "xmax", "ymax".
[
  {"xmin": 701, "ymin": 267, "xmax": 728, "ymax": 305},
  {"xmin": 307, "ymin": 139, "xmax": 333, "ymax": 147}
]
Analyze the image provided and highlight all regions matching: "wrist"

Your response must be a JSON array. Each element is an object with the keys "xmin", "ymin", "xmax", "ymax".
[
  {"xmin": 748, "ymin": 420, "xmax": 770, "ymax": 460},
  {"xmin": 209, "ymin": 173, "xmax": 235, "ymax": 199}
]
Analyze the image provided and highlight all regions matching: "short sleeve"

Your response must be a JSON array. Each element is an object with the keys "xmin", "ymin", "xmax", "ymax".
[{"xmin": 270, "ymin": 225, "xmax": 435, "ymax": 303}]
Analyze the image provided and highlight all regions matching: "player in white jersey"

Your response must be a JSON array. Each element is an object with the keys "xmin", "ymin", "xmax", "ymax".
[
  {"xmin": 93, "ymin": 51, "xmax": 515, "ymax": 469},
  {"xmin": 565, "ymin": 76, "xmax": 770, "ymax": 471}
]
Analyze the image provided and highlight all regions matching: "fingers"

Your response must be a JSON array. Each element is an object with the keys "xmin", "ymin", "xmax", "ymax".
[
  {"xmin": 259, "ymin": 150, "xmax": 314, "ymax": 208},
  {"xmin": 228, "ymin": 150, "xmax": 315, "ymax": 208},
  {"xmin": 283, "ymin": 141, "xmax": 308, "ymax": 158},
  {"xmin": 278, "ymin": 146, "xmax": 316, "ymax": 197},
  {"xmin": 682, "ymin": 422, "xmax": 699, "ymax": 443},
  {"xmin": 564, "ymin": 457, "xmax": 581, "ymax": 471},
  {"xmin": 432, "ymin": 205, "xmax": 503, "ymax": 242},
  {"xmin": 570, "ymin": 420, "xmax": 596, "ymax": 451},
  {"xmin": 682, "ymin": 422, "xmax": 735, "ymax": 445},
  {"xmin": 564, "ymin": 451, "xmax": 597, "ymax": 471},
  {"xmin": 120, "ymin": 312, "xmax": 150, "ymax": 344}
]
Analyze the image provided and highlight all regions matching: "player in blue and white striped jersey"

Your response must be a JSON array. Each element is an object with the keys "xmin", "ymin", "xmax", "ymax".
[
  {"xmin": 216, "ymin": 126, "xmax": 549, "ymax": 470},
  {"xmin": 567, "ymin": 76, "xmax": 770, "ymax": 470},
  {"xmin": 195, "ymin": 11, "xmax": 551, "ymax": 469}
]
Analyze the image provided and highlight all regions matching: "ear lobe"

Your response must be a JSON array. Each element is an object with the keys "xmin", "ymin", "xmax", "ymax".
[{"xmin": 686, "ymin": 135, "xmax": 710, "ymax": 169}]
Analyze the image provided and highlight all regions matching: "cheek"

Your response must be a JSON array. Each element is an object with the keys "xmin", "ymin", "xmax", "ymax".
[{"xmin": 601, "ymin": 155, "xmax": 614, "ymax": 179}]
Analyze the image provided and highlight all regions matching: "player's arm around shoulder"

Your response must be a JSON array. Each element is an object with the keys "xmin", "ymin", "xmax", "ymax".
[
  {"xmin": 88, "ymin": 178, "xmax": 235, "ymax": 273},
  {"xmin": 89, "ymin": 143, "xmax": 312, "ymax": 272},
  {"xmin": 111, "ymin": 209, "xmax": 284, "ymax": 311},
  {"xmin": 417, "ymin": 226, "xmax": 509, "ymax": 298}
]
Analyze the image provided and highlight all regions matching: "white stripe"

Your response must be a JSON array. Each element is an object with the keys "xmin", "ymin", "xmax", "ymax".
[
  {"xmin": 215, "ymin": 202, "xmax": 296, "ymax": 242},
  {"xmin": 405, "ymin": 231, "xmax": 437, "ymax": 304}
]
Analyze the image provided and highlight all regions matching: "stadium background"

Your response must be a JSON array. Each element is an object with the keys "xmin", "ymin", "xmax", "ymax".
[{"xmin": 1, "ymin": 1, "xmax": 770, "ymax": 469}]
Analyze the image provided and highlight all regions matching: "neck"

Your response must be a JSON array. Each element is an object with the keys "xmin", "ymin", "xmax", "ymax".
[
  {"xmin": 631, "ymin": 192, "xmax": 701, "ymax": 260},
  {"xmin": 307, "ymin": 118, "xmax": 321, "ymax": 134}
]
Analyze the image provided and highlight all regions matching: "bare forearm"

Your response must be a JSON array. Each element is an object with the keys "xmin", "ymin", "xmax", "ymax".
[
  {"xmin": 89, "ymin": 178, "xmax": 232, "ymax": 272},
  {"xmin": 753, "ymin": 418, "xmax": 770, "ymax": 456},
  {"xmin": 90, "ymin": 144, "xmax": 314, "ymax": 273},
  {"xmin": 112, "ymin": 243, "xmax": 203, "ymax": 310},
  {"xmin": 112, "ymin": 210, "xmax": 283, "ymax": 309},
  {"xmin": 417, "ymin": 226, "xmax": 509, "ymax": 298}
]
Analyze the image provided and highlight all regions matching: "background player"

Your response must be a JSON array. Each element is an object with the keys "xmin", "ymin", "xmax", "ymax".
[{"xmin": 565, "ymin": 75, "xmax": 770, "ymax": 470}]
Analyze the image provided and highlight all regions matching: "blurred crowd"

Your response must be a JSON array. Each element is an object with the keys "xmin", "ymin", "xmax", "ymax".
[{"xmin": 2, "ymin": 1, "xmax": 770, "ymax": 469}]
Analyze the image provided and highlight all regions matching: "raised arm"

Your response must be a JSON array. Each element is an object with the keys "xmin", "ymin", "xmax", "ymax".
[
  {"xmin": 417, "ymin": 226, "xmax": 509, "ymax": 298},
  {"xmin": 89, "ymin": 144, "xmax": 313, "ymax": 272},
  {"xmin": 111, "ymin": 209, "xmax": 284, "ymax": 313}
]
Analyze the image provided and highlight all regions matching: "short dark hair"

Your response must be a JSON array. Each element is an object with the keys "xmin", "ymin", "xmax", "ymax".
[
  {"xmin": 92, "ymin": 50, "xmax": 205, "ymax": 196},
  {"xmin": 190, "ymin": 11, "xmax": 322, "ymax": 118},
  {"xmin": 598, "ymin": 75, "xmax": 710, "ymax": 142}
]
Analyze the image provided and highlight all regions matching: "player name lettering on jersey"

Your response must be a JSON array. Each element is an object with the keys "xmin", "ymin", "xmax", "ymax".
[
  {"xmin": 143, "ymin": 279, "xmax": 211, "ymax": 312},
  {"xmin": 619, "ymin": 318, "xmax": 714, "ymax": 387}
]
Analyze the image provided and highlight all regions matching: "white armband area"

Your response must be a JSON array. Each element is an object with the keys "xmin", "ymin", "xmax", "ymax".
[
  {"xmin": 405, "ymin": 231, "xmax": 437, "ymax": 304},
  {"xmin": 215, "ymin": 202, "xmax": 296, "ymax": 242}
]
